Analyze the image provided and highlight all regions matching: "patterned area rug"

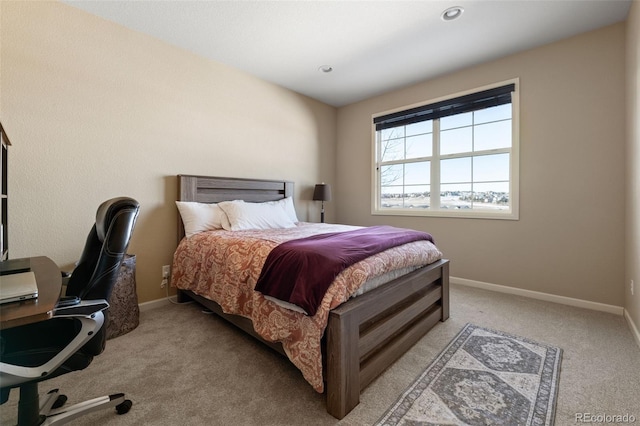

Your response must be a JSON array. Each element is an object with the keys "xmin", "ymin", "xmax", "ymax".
[{"xmin": 375, "ymin": 323, "xmax": 562, "ymax": 426}]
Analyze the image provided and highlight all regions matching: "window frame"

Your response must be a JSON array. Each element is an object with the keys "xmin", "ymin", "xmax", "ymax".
[{"xmin": 372, "ymin": 79, "xmax": 520, "ymax": 220}]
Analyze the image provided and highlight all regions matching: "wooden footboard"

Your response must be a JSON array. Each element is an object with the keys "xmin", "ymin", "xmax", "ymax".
[
  {"xmin": 176, "ymin": 258, "xmax": 449, "ymax": 419},
  {"xmin": 325, "ymin": 259, "xmax": 449, "ymax": 419}
]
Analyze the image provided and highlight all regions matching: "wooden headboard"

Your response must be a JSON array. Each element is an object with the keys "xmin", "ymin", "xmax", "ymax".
[{"xmin": 176, "ymin": 174, "xmax": 294, "ymax": 239}]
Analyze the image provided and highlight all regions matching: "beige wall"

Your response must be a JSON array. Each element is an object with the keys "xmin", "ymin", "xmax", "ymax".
[
  {"xmin": 0, "ymin": 1, "xmax": 336, "ymax": 303},
  {"xmin": 626, "ymin": 1, "xmax": 640, "ymax": 331},
  {"xmin": 336, "ymin": 24, "xmax": 626, "ymax": 307}
]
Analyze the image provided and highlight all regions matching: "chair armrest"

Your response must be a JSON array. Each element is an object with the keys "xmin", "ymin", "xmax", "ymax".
[
  {"xmin": 55, "ymin": 295, "xmax": 80, "ymax": 308},
  {"xmin": 53, "ymin": 300, "xmax": 109, "ymax": 317}
]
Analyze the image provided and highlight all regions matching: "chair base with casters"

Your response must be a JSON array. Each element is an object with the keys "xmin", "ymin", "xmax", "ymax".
[
  {"xmin": 15, "ymin": 385, "xmax": 131, "ymax": 426},
  {"xmin": 1, "ymin": 301, "xmax": 133, "ymax": 425}
]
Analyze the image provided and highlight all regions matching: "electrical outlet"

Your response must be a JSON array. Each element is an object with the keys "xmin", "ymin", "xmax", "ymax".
[
  {"xmin": 161, "ymin": 265, "xmax": 170, "ymax": 289},
  {"xmin": 162, "ymin": 265, "xmax": 170, "ymax": 279}
]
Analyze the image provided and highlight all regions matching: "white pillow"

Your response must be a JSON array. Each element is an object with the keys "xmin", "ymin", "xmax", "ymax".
[
  {"xmin": 218, "ymin": 200, "xmax": 296, "ymax": 231},
  {"xmin": 266, "ymin": 197, "xmax": 299, "ymax": 223},
  {"xmin": 175, "ymin": 201, "xmax": 230, "ymax": 237}
]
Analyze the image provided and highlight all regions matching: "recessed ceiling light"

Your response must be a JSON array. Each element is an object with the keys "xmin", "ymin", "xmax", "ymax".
[
  {"xmin": 441, "ymin": 6, "xmax": 464, "ymax": 21},
  {"xmin": 318, "ymin": 65, "xmax": 333, "ymax": 73}
]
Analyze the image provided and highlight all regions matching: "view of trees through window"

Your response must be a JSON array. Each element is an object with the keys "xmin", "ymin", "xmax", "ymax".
[{"xmin": 377, "ymin": 103, "xmax": 512, "ymax": 212}]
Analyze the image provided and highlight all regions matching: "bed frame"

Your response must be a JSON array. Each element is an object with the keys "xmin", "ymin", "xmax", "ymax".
[{"xmin": 175, "ymin": 174, "xmax": 450, "ymax": 419}]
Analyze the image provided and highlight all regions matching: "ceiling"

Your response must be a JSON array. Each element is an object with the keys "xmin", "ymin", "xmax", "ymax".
[{"xmin": 63, "ymin": 0, "xmax": 631, "ymax": 107}]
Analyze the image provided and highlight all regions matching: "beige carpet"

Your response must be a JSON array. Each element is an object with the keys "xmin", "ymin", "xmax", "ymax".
[{"xmin": 1, "ymin": 284, "xmax": 639, "ymax": 425}]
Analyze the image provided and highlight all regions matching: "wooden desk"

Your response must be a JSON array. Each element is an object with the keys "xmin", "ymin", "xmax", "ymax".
[{"xmin": 0, "ymin": 256, "xmax": 61, "ymax": 330}]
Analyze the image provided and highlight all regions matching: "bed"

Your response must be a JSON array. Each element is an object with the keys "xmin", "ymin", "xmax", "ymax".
[{"xmin": 172, "ymin": 174, "xmax": 450, "ymax": 419}]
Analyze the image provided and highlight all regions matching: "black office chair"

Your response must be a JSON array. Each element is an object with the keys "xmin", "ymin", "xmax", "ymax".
[{"xmin": 0, "ymin": 197, "xmax": 139, "ymax": 425}]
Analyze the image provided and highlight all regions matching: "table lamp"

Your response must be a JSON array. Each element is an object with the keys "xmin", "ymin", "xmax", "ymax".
[{"xmin": 313, "ymin": 183, "xmax": 332, "ymax": 223}]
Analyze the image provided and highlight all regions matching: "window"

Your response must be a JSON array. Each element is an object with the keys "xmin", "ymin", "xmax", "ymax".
[{"xmin": 372, "ymin": 80, "xmax": 519, "ymax": 220}]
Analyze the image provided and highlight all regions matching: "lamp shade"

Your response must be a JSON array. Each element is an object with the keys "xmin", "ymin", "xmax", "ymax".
[{"xmin": 313, "ymin": 183, "xmax": 332, "ymax": 202}]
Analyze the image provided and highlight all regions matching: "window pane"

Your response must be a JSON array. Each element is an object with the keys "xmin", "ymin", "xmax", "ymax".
[
  {"xmin": 381, "ymin": 185, "xmax": 404, "ymax": 195},
  {"xmin": 474, "ymin": 104, "xmax": 511, "ymax": 124},
  {"xmin": 474, "ymin": 120, "xmax": 511, "ymax": 151},
  {"xmin": 473, "ymin": 154, "xmax": 510, "ymax": 182},
  {"xmin": 403, "ymin": 185, "xmax": 430, "ymax": 209},
  {"xmin": 441, "ymin": 127, "xmax": 472, "ymax": 155},
  {"xmin": 380, "ymin": 164, "xmax": 403, "ymax": 186},
  {"xmin": 406, "ymin": 120, "xmax": 432, "ymax": 136},
  {"xmin": 441, "ymin": 184, "xmax": 472, "ymax": 209},
  {"xmin": 405, "ymin": 161, "xmax": 430, "ymax": 185},
  {"xmin": 441, "ymin": 112, "xmax": 472, "ymax": 130},
  {"xmin": 472, "ymin": 182, "xmax": 510, "ymax": 210},
  {"xmin": 380, "ymin": 127, "xmax": 404, "ymax": 141},
  {"xmin": 406, "ymin": 134, "xmax": 432, "ymax": 159},
  {"xmin": 380, "ymin": 185, "xmax": 404, "ymax": 209},
  {"xmin": 379, "ymin": 135, "xmax": 404, "ymax": 162},
  {"xmin": 441, "ymin": 157, "xmax": 471, "ymax": 183}
]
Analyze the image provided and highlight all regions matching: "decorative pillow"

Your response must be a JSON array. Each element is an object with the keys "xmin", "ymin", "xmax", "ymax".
[
  {"xmin": 175, "ymin": 201, "xmax": 229, "ymax": 237},
  {"xmin": 218, "ymin": 200, "xmax": 296, "ymax": 231}
]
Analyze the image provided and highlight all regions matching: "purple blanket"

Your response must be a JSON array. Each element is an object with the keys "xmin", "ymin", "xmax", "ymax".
[{"xmin": 255, "ymin": 226, "xmax": 434, "ymax": 316}]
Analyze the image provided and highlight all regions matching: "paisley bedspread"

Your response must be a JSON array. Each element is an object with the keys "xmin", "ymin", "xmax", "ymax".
[{"xmin": 171, "ymin": 222, "xmax": 442, "ymax": 393}]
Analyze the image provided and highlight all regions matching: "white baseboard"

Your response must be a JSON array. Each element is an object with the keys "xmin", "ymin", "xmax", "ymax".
[
  {"xmin": 624, "ymin": 309, "xmax": 640, "ymax": 350},
  {"xmin": 451, "ymin": 276, "xmax": 624, "ymax": 316},
  {"xmin": 139, "ymin": 296, "xmax": 178, "ymax": 312}
]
